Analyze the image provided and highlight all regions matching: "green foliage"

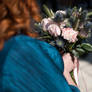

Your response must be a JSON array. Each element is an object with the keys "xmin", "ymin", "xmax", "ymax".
[
  {"xmin": 81, "ymin": 43, "xmax": 92, "ymax": 52},
  {"xmin": 72, "ymin": 43, "xmax": 92, "ymax": 57},
  {"xmin": 87, "ymin": 12, "xmax": 92, "ymax": 17},
  {"xmin": 70, "ymin": 71, "xmax": 77, "ymax": 85},
  {"xmin": 76, "ymin": 48, "xmax": 85, "ymax": 55},
  {"xmin": 72, "ymin": 50, "xmax": 79, "ymax": 58},
  {"xmin": 43, "ymin": 5, "xmax": 54, "ymax": 18}
]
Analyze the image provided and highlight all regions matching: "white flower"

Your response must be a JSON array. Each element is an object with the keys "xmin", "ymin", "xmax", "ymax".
[
  {"xmin": 61, "ymin": 28, "xmax": 78, "ymax": 43},
  {"xmin": 48, "ymin": 24, "xmax": 61, "ymax": 37},
  {"xmin": 56, "ymin": 10, "xmax": 66, "ymax": 15},
  {"xmin": 41, "ymin": 18, "xmax": 52, "ymax": 31}
]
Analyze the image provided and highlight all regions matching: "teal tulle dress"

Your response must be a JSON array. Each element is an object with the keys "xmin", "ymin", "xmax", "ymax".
[{"xmin": 0, "ymin": 35, "xmax": 80, "ymax": 92}]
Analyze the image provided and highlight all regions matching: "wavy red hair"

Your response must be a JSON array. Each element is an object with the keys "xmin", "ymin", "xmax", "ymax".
[
  {"xmin": 0, "ymin": 0, "xmax": 41, "ymax": 50},
  {"xmin": 0, "ymin": 0, "xmax": 41, "ymax": 39}
]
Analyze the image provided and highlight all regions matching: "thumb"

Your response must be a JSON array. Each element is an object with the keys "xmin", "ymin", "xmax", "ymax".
[{"xmin": 74, "ymin": 56, "xmax": 78, "ymax": 68}]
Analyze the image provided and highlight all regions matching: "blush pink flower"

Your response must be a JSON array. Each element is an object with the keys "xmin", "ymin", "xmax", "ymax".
[
  {"xmin": 48, "ymin": 24, "xmax": 61, "ymax": 37},
  {"xmin": 61, "ymin": 28, "xmax": 78, "ymax": 43},
  {"xmin": 41, "ymin": 18, "xmax": 52, "ymax": 31}
]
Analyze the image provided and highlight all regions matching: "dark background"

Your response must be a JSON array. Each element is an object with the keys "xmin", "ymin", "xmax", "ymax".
[{"xmin": 38, "ymin": 0, "xmax": 92, "ymax": 11}]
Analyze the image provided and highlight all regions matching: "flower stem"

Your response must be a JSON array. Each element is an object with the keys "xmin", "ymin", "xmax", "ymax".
[{"xmin": 38, "ymin": 36, "xmax": 51, "ymax": 39}]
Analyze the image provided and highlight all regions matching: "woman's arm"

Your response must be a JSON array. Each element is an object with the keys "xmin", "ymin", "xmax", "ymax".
[{"xmin": 62, "ymin": 53, "xmax": 78, "ymax": 87}]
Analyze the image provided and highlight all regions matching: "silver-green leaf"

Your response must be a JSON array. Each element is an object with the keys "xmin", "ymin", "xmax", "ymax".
[
  {"xmin": 72, "ymin": 50, "xmax": 79, "ymax": 57},
  {"xmin": 81, "ymin": 43, "xmax": 92, "ymax": 52},
  {"xmin": 76, "ymin": 48, "xmax": 85, "ymax": 55}
]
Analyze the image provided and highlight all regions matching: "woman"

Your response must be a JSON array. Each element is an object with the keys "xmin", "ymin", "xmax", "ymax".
[{"xmin": 0, "ymin": 0, "xmax": 80, "ymax": 92}]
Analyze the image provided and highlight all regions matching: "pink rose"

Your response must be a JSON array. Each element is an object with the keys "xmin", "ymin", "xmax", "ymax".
[
  {"xmin": 61, "ymin": 28, "xmax": 78, "ymax": 42},
  {"xmin": 41, "ymin": 18, "xmax": 52, "ymax": 31},
  {"xmin": 48, "ymin": 24, "xmax": 61, "ymax": 37}
]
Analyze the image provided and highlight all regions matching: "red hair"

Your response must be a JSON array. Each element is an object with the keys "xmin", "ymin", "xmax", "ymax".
[{"xmin": 0, "ymin": 0, "xmax": 41, "ymax": 40}]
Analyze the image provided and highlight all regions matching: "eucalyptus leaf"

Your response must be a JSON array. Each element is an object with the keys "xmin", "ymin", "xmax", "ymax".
[
  {"xmin": 43, "ymin": 5, "xmax": 52, "ymax": 17},
  {"xmin": 49, "ymin": 41, "xmax": 55, "ymax": 46},
  {"xmin": 76, "ymin": 48, "xmax": 85, "ymax": 55},
  {"xmin": 87, "ymin": 12, "xmax": 92, "ymax": 17},
  {"xmin": 79, "ymin": 7, "xmax": 82, "ymax": 13},
  {"xmin": 70, "ymin": 71, "xmax": 77, "ymax": 85},
  {"xmin": 50, "ymin": 9, "xmax": 54, "ymax": 17},
  {"xmin": 72, "ymin": 50, "xmax": 79, "ymax": 57},
  {"xmin": 81, "ymin": 43, "xmax": 92, "ymax": 52},
  {"xmin": 76, "ymin": 45, "xmax": 81, "ymax": 48},
  {"xmin": 72, "ymin": 7, "xmax": 77, "ymax": 12}
]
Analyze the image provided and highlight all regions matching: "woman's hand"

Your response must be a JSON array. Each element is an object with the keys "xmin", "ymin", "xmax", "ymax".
[
  {"xmin": 62, "ymin": 53, "xmax": 78, "ymax": 86},
  {"xmin": 62, "ymin": 53, "xmax": 78, "ymax": 73}
]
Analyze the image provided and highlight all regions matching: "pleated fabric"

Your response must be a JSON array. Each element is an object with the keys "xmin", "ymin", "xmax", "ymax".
[{"xmin": 0, "ymin": 35, "xmax": 80, "ymax": 92}]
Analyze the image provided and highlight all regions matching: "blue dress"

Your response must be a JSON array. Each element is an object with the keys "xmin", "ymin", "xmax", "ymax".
[{"xmin": 0, "ymin": 35, "xmax": 80, "ymax": 92}]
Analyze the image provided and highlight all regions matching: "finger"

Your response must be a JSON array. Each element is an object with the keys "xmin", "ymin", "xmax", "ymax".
[{"xmin": 74, "ymin": 56, "xmax": 78, "ymax": 68}]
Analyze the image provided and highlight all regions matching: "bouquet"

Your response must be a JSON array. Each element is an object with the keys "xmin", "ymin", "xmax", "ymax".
[{"xmin": 35, "ymin": 5, "xmax": 92, "ymax": 85}]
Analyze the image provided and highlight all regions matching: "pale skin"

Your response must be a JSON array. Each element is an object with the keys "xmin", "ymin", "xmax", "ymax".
[{"xmin": 62, "ymin": 53, "xmax": 78, "ymax": 87}]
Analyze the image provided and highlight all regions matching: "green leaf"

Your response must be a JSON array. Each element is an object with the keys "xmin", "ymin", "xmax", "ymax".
[
  {"xmin": 34, "ymin": 23, "xmax": 43, "ymax": 31},
  {"xmin": 87, "ymin": 12, "xmax": 92, "ymax": 17},
  {"xmin": 49, "ymin": 41, "xmax": 55, "ymax": 46},
  {"xmin": 79, "ymin": 7, "xmax": 82, "ymax": 13},
  {"xmin": 50, "ymin": 9, "xmax": 54, "ymax": 17},
  {"xmin": 72, "ymin": 7, "xmax": 77, "ymax": 12},
  {"xmin": 81, "ymin": 43, "xmax": 92, "ymax": 52},
  {"xmin": 72, "ymin": 50, "xmax": 79, "ymax": 57},
  {"xmin": 70, "ymin": 71, "xmax": 77, "ymax": 85},
  {"xmin": 43, "ymin": 5, "xmax": 53, "ymax": 17},
  {"xmin": 38, "ymin": 36, "xmax": 51, "ymax": 39},
  {"xmin": 76, "ymin": 48, "xmax": 85, "ymax": 55},
  {"xmin": 76, "ymin": 45, "xmax": 81, "ymax": 48}
]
